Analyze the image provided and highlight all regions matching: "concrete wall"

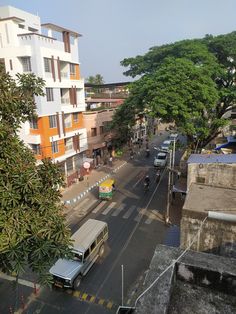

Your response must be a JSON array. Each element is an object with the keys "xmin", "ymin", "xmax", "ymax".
[
  {"xmin": 180, "ymin": 215, "xmax": 236, "ymax": 258},
  {"xmin": 187, "ymin": 163, "xmax": 236, "ymax": 190}
]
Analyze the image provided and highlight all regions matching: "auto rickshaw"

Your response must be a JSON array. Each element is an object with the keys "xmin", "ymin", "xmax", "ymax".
[{"xmin": 99, "ymin": 179, "xmax": 115, "ymax": 200}]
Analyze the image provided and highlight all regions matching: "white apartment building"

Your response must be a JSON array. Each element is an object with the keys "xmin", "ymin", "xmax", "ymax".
[{"xmin": 0, "ymin": 6, "xmax": 88, "ymax": 186}]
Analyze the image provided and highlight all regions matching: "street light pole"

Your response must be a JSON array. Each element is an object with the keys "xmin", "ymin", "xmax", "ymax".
[{"xmin": 121, "ymin": 264, "xmax": 124, "ymax": 306}]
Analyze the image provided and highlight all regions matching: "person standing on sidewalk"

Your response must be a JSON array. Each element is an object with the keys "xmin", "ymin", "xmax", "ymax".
[{"xmin": 109, "ymin": 156, "xmax": 113, "ymax": 167}]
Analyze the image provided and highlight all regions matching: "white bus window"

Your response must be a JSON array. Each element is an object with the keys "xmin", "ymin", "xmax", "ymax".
[
  {"xmin": 90, "ymin": 241, "xmax": 96, "ymax": 252},
  {"xmin": 84, "ymin": 249, "xmax": 90, "ymax": 260},
  {"xmin": 97, "ymin": 232, "xmax": 103, "ymax": 243}
]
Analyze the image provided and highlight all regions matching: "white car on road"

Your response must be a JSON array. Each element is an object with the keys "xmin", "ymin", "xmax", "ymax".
[
  {"xmin": 160, "ymin": 140, "xmax": 172, "ymax": 152},
  {"xmin": 154, "ymin": 152, "xmax": 167, "ymax": 167},
  {"xmin": 169, "ymin": 133, "xmax": 178, "ymax": 142}
]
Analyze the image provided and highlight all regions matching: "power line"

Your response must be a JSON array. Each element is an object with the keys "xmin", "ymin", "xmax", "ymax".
[{"xmin": 134, "ymin": 216, "xmax": 208, "ymax": 308}]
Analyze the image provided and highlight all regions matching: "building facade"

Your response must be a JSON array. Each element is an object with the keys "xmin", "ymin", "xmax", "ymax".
[
  {"xmin": 83, "ymin": 109, "xmax": 115, "ymax": 165},
  {"xmin": 0, "ymin": 6, "xmax": 88, "ymax": 186}
]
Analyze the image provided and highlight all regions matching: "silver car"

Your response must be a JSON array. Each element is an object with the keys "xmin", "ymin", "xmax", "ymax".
[
  {"xmin": 154, "ymin": 152, "xmax": 167, "ymax": 167},
  {"xmin": 160, "ymin": 140, "xmax": 172, "ymax": 152}
]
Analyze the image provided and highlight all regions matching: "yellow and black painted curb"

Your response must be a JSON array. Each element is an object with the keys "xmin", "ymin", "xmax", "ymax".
[{"xmin": 67, "ymin": 289, "xmax": 117, "ymax": 310}]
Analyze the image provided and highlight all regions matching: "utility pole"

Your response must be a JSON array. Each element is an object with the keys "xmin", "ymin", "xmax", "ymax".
[
  {"xmin": 171, "ymin": 138, "xmax": 176, "ymax": 186},
  {"xmin": 166, "ymin": 148, "xmax": 172, "ymax": 224}
]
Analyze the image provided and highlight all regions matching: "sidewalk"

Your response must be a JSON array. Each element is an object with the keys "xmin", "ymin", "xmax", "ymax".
[
  {"xmin": 61, "ymin": 155, "xmax": 128, "ymax": 207},
  {"xmin": 61, "ymin": 132, "xmax": 169, "ymax": 208}
]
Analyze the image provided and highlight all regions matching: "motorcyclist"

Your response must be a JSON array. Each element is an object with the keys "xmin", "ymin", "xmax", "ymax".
[
  {"xmin": 155, "ymin": 169, "xmax": 161, "ymax": 183},
  {"xmin": 144, "ymin": 175, "xmax": 150, "ymax": 189},
  {"xmin": 130, "ymin": 150, "xmax": 134, "ymax": 159},
  {"xmin": 145, "ymin": 148, "xmax": 150, "ymax": 157}
]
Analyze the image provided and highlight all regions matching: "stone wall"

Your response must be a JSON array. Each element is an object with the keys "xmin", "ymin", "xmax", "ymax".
[
  {"xmin": 180, "ymin": 215, "xmax": 236, "ymax": 258},
  {"xmin": 187, "ymin": 163, "xmax": 236, "ymax": 190}
]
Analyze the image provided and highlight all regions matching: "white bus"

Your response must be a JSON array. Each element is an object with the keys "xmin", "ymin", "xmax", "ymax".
[{"xmin": 50, "ymin": 219, "xmax": 108, "ymax": 289}]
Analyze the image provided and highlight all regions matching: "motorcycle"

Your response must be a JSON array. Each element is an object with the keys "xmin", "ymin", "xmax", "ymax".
[
  {"xmin": 145, "ymin": 149, "xmax": 150, "ymax": 158},
  {"xmin": 143, "ymin": 181, "xmax": 149, "ymax": 191},
  {"xmin": 155, "ymin": 170, "xmax": 161, "ymax": 183}
]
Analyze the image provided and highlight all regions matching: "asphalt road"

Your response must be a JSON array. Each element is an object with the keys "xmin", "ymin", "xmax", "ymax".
[{"xmin": 1, "ymin": 132, "xmax": 184, "ymax": 314}]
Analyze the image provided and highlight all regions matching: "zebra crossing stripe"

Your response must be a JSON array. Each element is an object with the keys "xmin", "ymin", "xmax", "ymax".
[
  {"xmin": 145, "ymin": 211, "xmax": 157, "ymax": 224},
  {"xmin": 102, "ymin": 202, "xmax": 116, "ymax": 215},
  {"xmin": 134, "ymin": 213, "xmax": 142, "ymax": 222},
  {"xmin": 92, "ymin": 200, "xmax": 107, "ymax": 213},
  {"xmin": 112, "ymin": 203, "xmax": 126, "ymax": 216},
  {"xmin": 123, "ymin": 205, "xmax": 136, "ymax": 219}
]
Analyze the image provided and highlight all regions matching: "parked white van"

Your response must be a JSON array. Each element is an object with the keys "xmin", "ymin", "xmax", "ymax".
[{"xmin": 50, "ymin": 219, "xmax": 108, "ymax": 289}]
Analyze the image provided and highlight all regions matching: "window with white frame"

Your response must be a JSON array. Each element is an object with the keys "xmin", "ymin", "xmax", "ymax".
[
  {"xmin": 20, "ymin": 57, "xmax": 31, "ymax": 72},
  {"xmin": 44, "ymin": 58, "xmax": 52, "ymax": 73},
  {"xmin": 49, "ymin": 115, "xmax": 57, "ymax": 128},
  {"xmin": 73, "ymin": 113, "xmax": 78, "ymax": 122},
  {"xmin": 46, "ymin": 88, "xmax": 54, "ymax": 101},
  {"xmin": 64, "ymin": 114, "xmax": 72, "ymax": 128},
  {"xmin": 65, "ymin": 137, "xmax": 73, "ymax": 151},
  {"xmin": 70, "ymin": 63, "xmax": 76, "ymax": 76},
  {"xmin": 29, "ymin": 118, "xmax": 38, "ymax": 129},
  {"xmin": 51, "ymin": 141, "xmax": 59, "ymax": 154}
]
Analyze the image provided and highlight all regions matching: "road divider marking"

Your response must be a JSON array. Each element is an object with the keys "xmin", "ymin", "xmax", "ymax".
[
  {"xmin": 107, "ymin": 301, "xmax": 113, "ymax": 309},
  {"xmin": 73, "ymin": 291, "xmax": 80, "ymax": 298},
  {"xmin": 98, "ymin": 298, "xmax": 105, "ymax": 305},
  {"xmin": 82, "ymin": 293, "xmax": 88, "ymax": 300},
  {"xmin": 102, "ymin": 202, "xmax": 116, "ymax": 215},
  {"xmin": 92, "ymin": 201, "xmax": 107, "ymax": 213},
  {"xmin": 72, "ymin": 290, "xmax": 117, "ymax": 310}
]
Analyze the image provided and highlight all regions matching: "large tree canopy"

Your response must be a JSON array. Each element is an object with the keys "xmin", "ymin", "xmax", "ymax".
[
  {"xmin": 0, "ymin": 67, "xmax": 72, "ymax": 285},
  {"xmin": 116, "ymin": 32, "xmax": 236, "ymax": 148}
]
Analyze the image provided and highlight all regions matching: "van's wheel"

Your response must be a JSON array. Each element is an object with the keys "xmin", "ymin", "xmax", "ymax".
[
  {"xmin": 99, "ymin": 244, "xmax": 105, "ymax": 257},
  {"xmin": 73, "ymin": 275, "xmax": 82, "ymax": 290}
]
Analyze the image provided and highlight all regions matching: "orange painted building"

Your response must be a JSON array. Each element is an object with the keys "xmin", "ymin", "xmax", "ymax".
[{"xmin": 0, "ymin": 6, "xmax": 88, "ymax": 186}]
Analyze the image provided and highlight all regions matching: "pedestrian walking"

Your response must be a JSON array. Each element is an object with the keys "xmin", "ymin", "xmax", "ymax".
[{"xmin": 109, "ymin": 156, "xmax": 113, "ymax": 167}]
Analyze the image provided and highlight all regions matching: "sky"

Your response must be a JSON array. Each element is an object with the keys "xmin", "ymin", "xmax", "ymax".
[{"xmin": 1, "ymin": 0, "xmax": 236, "ymax": 83}]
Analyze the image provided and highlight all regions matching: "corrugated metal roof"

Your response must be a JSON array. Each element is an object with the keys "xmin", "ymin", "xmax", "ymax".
[{"xmin": 187, "ymin": 154, "xmax": 236, "ymax": 164}]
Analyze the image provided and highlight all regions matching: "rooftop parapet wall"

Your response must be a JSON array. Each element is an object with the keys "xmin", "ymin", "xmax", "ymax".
[
  {"xmin": 135, "ymin": 245, "xmax": 236, "ymax": 314},
  {"xmin": 187, "ymin": 163, "xmax": 236, "ymax": 189},
  {"xmin": 181, "ymin": 183, "xmax": 236, "ymax": 258},
  {"xmin": 180, "ymin": 215, "xmax": 236, "ymax": 258}
]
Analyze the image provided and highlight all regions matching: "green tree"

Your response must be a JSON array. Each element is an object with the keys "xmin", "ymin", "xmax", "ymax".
[
  {"xmin": 86, "ymin": 74, "xmax": 105, "ymax": 94},
  {"xmin": 86, "ymin": 74, "xmax": 104, "ymax": 85},
  {"xmin": 0, "ymin": 67, "xmax": 72, "ymax": 286},
  {"xmin": 118, "ymin": 33, "xmax": 236, "ymax": 148}
]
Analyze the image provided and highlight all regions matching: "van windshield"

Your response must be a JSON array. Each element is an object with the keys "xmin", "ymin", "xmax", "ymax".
[{"xmin": 73, "ymin": 252, "xmax": 83, "ymax": 262}]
